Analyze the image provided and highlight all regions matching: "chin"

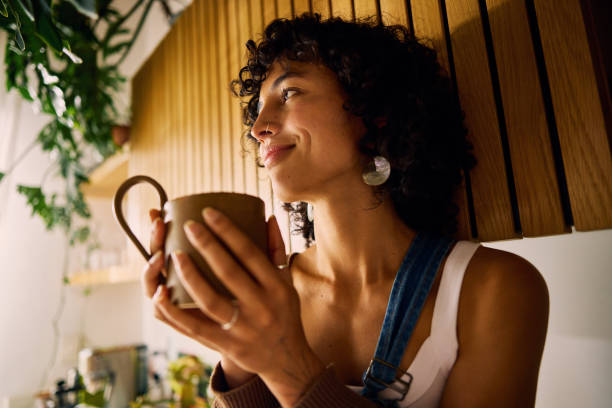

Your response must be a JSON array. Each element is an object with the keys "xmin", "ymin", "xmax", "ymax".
[{"xmin": 270, "ymin": 177, "xmax": 307, "ymax": 204}]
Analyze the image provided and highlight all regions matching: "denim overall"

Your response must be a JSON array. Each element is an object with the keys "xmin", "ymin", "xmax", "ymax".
[{"xmin": 360, "ymin": 232, "xmax": 456, "ymax": 407}]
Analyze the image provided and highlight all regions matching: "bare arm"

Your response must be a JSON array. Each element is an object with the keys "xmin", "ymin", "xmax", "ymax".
[{"xmin": 440, "ymin": 248, "xmax": 549, "ymax": 407}]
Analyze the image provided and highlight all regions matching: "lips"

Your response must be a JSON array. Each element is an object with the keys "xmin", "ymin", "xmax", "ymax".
[{"xmin": 261, "ymin": 144, "xmax": 296, "ymax": 167}]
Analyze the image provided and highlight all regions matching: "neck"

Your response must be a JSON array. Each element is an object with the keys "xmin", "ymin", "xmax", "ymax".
[{"xmin": 308, "ymin": 188, "xmax": 416, "ymax": 292}]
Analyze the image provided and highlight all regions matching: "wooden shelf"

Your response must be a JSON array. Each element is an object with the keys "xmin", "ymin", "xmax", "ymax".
[
  {"xmin": 81, "ymin": 145, "xmax": 130, "ymax": 198},
  {"xmin": 68, "ymin": 262, "xmax": 140, "ymax": 286}
]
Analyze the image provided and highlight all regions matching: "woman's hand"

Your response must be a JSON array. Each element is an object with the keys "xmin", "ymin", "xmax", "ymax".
[
  {"xmin": 143, "ymin": 208, "xmax": 255, "ymax": 387},
  {"xmin": 152, "ymin": 207, "xmax": 325, "ymax": 406}
]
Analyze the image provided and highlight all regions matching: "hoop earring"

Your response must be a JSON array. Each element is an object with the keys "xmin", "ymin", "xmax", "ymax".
[{"xmin": 362, "ymin": 156, "xmax": 391, "ymax": 186}]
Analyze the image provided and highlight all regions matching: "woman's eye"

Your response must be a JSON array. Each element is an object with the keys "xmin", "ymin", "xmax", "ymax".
[{"xmin": 281, "ymin": 88, "xmax": 298, "ymax": 102}]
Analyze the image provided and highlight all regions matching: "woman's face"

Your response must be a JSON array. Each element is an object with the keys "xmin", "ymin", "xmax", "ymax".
[{"xmin": 251, "ymin": 58, "xmax": 367, "ymax": 202}]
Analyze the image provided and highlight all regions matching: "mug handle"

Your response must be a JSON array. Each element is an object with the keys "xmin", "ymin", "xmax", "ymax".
[{"xmin": 112, "ymin": 175, "xmax": 168, "ymax": 261}]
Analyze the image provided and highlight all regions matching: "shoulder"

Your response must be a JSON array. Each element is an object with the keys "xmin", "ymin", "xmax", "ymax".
[
  {"xmin": 458, "ymin": 245, "xmax": 550, "ymax": 352},
  {"xmin": 439, "ymin": 245, "xmax": 550, "ymax": 405}
]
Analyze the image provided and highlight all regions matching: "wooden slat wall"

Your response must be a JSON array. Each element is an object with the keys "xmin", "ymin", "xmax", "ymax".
[{"xmin": 127, "ymin": 0, "xmax": 611, "ymax": 262}]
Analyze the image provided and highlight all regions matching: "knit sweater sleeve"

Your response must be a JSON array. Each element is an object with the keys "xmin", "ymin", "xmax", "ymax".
[{"xmin": 209, "ymin": 361, "xmax": 381, "ymax": 408}]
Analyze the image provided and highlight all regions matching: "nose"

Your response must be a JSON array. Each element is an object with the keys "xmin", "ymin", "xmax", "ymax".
[{"xmin": 251, "ymin": 115, "xmax": 278, "ymax": 143}]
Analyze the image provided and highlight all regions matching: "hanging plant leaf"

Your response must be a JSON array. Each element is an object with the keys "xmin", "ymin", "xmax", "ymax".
[
  {"xmin": 0, "ymin": 172, "xmax": 5, "ymax": 182},
  {"xmin": 14, "ymin": 28, "xmax": 25, "ymax": 51},
  {"xmin": 65, "ymin": 0, "xmax": 98, "ymax": 20},
  {"xmin": 15, "ymin": 0, "xmax": 34, "ymax": 22},
  {"xmin": 0, "ymin": 0, "xmax": 8, "ymax": 18},
  {"xmin": 31, "ymin": 0, "xmax": 63, "ymax": 52}
]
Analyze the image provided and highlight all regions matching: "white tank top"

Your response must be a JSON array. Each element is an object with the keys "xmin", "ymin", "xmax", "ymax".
[{"xmin": 345, "ymin": 240, "xmax": 481, "ymax": 407}]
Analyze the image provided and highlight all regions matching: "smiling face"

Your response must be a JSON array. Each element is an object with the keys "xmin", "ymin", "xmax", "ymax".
[{"xmin": 251, "ymin": 58, "xmax": 368, "ymax": 203}]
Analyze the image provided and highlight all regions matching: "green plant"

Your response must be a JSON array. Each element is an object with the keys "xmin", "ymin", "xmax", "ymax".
[
  {"xmin": 0, "ymin": 0, "xmax": 177, "ymax": 246},
  {"xmin": 130, "ymin": 354, "xmax": 214, "ymax": 408}
]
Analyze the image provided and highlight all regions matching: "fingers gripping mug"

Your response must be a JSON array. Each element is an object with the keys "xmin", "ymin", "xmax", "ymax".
[{"xmin": 113, "ymin": 175, "xmax": 268, "ymax": 308}]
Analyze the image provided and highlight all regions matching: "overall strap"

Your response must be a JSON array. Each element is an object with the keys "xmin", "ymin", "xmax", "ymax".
[{"xmin": 360, "ymin": 232, "xmax": 456, "ymax": 406}]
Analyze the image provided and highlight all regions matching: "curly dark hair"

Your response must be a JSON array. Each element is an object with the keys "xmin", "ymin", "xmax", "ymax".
[{"xmin": 230, "ymin": 12, "xmax": 477, "ymax": 247}]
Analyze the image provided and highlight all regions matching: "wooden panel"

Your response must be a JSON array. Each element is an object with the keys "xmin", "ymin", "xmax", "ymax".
[
  {"xmin": 331, "ymin": 0, "xmax": 354, "ymax": 21},
  {"xmin": 354, "ymin": 0, "xmax": 378, "ymax": 22},
  {"xmin": 185, "ymin": 7, "xmax": 197, "ymax": 194},
  {"xmin": 411, "ymin": 0, "xmax": 450, "ymax": 74},
  {"xmin": 207, "ymin": 0, "xmax": 222, "ymax": 191},
  {"xmin": 228, "ymin": 0, "xmax": 246, "ymax": 194},
  {"xmin": 534, "ymin": 0, "xmax": 612, "ymax": 230},
  {"xmin": 239, "ymin": 0, "xmax": 259, "ymax": 197},
  {"xmin": 263, "ymin": 0, "xmax": 277, "ymax": 29},
  {"xmin": 277, "ymin": 0, "xmax": 293, "ymax": 19},
  {"xmin": 190, "ymin": 1, "xmax": 204, "ymax": 192},
  {"xmin": 217, "ymin": 0, "xmax": 234, "ymax": 191},
  {"xmin": 312, "ymin": 0, "xmax": 331, "ymax": 19},
  {"xmin": 176, "ymin": 16, "xmax": 187, "ymax": 196},
  {"xmin": 379, "ymin": 0, "xmax": 408, "ymax": 27},
  {"xmin": 293, "ymin": 0, "xmax": 311, "ymax": 16},
  {"xmin": 411, "ymin": 0, "xmax": 472, "ymax": 241},
  {"xmin": 196, "ymin": 0, "xmax": 211, "ymax": 192},
  {"xmin": 485, "ymin": 0, "xmax": 567, "ymax": 236},
  {"xmin": 445, "ymin": 0, "xmax": 517, "ymax": 241}
]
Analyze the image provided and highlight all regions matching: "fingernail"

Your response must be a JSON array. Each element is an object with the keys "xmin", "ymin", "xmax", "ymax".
[
  {"xmin": 171, "ymin": 249, "xmax": 185, "ymax": 264},
  {"xmin": 183, "ymin": 220, "xmax": 199, "ymax": 235},
  {"xmin": 202, "ymin": 207, "xmax": 220, "ymax": 224},
  {"xmin": 154, "ymin": 285, "xmax": 164, "ymax": 300},
  {"xmin": 149, "ymin": 250, "xmax": 162, "ymax": 264}
]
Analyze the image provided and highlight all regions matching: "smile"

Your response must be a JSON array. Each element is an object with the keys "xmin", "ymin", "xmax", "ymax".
[{"xmin": 263, "ymin": 145, "xmax": 296, "ymax": 167}]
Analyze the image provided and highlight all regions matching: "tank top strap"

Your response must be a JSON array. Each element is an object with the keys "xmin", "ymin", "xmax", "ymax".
[{"xmin": 429, "ymin": 240, "xmax": 481, "ymax": 362}]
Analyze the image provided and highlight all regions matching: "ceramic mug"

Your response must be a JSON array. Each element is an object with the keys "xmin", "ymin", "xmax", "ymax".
[{"xmin": 113, "ymin": 175, "xmax": 268, "ymax": 308}]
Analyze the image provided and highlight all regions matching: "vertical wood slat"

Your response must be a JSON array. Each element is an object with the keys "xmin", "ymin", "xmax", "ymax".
[
  {"xmin": 177, "ymin": 16, "xmax": 187, "ymax": 196},
  {"xmin": 228, "ymin": 0, "xmax": 246, "ymax": 194},
  {"xmin": 190, "ymin": 2, "xmax": 203, "ymax": 193},
  {"xmin": 534, "ymin": 0, "xmax": 612, "ymax": 231},
  {"xmin": 195, "ymin": 0, "xmax": 209, "ymax": 192},
  {"xmin": 411, "ymin": 0, "xmax": 451, "ymax": 75},
  {"xmin": 207, "ymin": 0, "xmax": 222, "ymax": 192},
  {"xmin": 239, "ymin": 0, "xmax": 260, "ymax": 197},
  {"xmin": 379, "ymin": 0, "xmax": 408, "ymax": 27},
  {"xmin": 445, "ymin": 0, "xmax": 517, "ymax": 241},
  {"xmin": 485, "ymin": 0, "xmax": 567, "ymax": 237},
  {"xmin": 331, "ymin": 0, "xmax": 354, "ymax": 21},
  {"xmin": 184, "ymin": 7, "xmax": 195, "ymax": 194},
  {"xmin": 411, "ymin": 0, "xmax": 473, "ymax": 241},
  {"xmin": 218, "ymin": 0, "xmax": 234, "ymax": 191},
  {"xmin": 293, "ymin": 0, "xmax": 311, "ymax": 16},
  {"xmin": 353, "ymin": 0, "xmax": 378, "ymax": 22},
  {"xmin": 312, "ymin": 0, "xmax": 331, "ymax": 18},
  {"xmin": 277, "ymin": 0, "xmax": 293, "ymax": 19}
]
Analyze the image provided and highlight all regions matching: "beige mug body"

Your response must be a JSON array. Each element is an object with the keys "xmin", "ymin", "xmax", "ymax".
[{"xmin": 113, "ymin": 175, "xmax": 267, "ymax": 308}]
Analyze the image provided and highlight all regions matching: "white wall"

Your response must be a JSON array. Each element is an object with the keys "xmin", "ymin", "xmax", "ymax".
[{"xmin": 483, "ymin": 229, "xmax": 612, "ymax": 407}]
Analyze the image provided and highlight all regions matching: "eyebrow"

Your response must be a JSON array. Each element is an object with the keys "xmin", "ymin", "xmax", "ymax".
[{"xmin": 263, "ymin": 70, "xmax": 306, "ymax": 95}]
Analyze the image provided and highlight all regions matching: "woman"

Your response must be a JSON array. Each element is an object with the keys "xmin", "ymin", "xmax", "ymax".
[{"xmin": 144, "ymin": 13, "xmax": 549, "ymax": 407}]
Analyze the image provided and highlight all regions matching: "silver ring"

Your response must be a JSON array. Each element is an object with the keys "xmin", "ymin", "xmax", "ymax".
[{"xmin": 221, "ymin": 300, "xmax": 240, "ymax": 331}]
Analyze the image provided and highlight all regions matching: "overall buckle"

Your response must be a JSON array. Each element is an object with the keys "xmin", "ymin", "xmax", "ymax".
[{"xmin": 364, "ymin": 358, "xmax": 412, "ymax": 401}]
